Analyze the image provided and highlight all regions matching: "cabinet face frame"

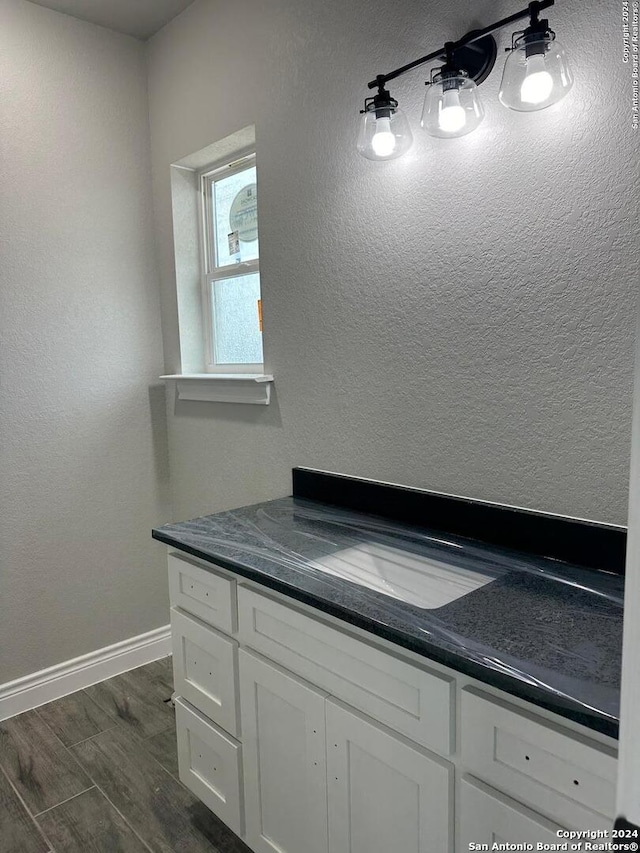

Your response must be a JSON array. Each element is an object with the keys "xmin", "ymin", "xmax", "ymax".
[{"xmin": 238, "ymin": 649, "xmax": 329, "ymax": 853}]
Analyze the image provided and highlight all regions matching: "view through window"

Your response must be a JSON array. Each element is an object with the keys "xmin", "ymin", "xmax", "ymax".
[{"xmin": 201, "ymin": 156, "xmax": 263, "ymax": 369}]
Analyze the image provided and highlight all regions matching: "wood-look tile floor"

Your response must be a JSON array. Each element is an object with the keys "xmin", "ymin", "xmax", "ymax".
[{"xmin": 0, "ymin": 657, "xmax": 250, "ymax": 853}]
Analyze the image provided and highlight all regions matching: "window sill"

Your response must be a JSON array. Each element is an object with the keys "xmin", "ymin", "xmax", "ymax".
[{"xmin": 160, "ymin": 373, "xmax": 274, "ymax": 405}]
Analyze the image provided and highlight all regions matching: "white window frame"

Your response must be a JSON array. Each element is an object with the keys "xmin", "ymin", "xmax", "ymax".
[{"xmin": 199, "ymin": 151, "xmax": 263, "ymax": 374}]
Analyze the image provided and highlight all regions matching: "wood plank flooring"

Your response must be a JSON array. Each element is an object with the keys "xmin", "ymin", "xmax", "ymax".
[
  {"xmin": 0, "ymin": 711, "xmax": 92, "ymax": 815},
  {"xmin": 37, "ymin": 788, "xmax": 148, "ymax": 853},
  {"xmin": 0, "ymin": 657, "xmax": 250, "ymax": 853},
  {"xmin": 35, "ymin": 692, "xmax": 117, "ymax": 748},
  {"xmin": 0, "ymin": 770, "xmax": 49, "ymax": 853}
]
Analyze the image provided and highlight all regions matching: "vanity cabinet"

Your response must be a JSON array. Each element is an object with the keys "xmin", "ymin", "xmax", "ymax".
[{"xmin": 166, "ymin": 551, "xmax": 617, "ymax": 853}]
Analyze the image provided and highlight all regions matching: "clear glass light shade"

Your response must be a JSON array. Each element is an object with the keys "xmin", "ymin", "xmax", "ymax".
[
  {"xmin": 499, "ymin": 35, "xmax": 573, "ymax": 111},
  {"xmin": 357, "ymin": 107, "xmax": 413, "ymax": 161},
  {"xmin": 421, "ymin": 75, "xmax": 484, "ymax": 138}
]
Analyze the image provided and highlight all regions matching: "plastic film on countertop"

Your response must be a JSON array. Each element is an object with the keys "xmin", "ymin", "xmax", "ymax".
[{"xmin": 156, "ymin": 498, "xmax": 623, "ymax": 725}]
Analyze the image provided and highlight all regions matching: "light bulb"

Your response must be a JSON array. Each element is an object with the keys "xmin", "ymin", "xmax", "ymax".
[
  {"xmin": 520, "ymin": 53, "xmax": 554, "ymax": 104},
  {"xmin": 499, "ymin": 34, "xmax": 572, "ymax": 112},
  {"xmin": 357, "ymin": 97, "xmax": 413, "ymax": 161},
  {"xmin": 439, "ymin": 88, "xmax": 466, "ymax": 133},
  {"xmin": 370, "ymin": 117, "xmax": 397, "ymax": 157},
  {"xmin": 422, "ymin": 73, "xmax": 483, "ymax": 138}
]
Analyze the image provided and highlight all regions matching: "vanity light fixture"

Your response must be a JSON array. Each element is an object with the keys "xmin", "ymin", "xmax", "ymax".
[
  {"xmin": 357, "ymin": 77, "xmax": 413, "ymax": 161},
  {"xmin": 421, "ymin": 42, "xmax": 486, "ymax": 138},
  {"xmin": 499, "ymin": 3, "xmax": 573, "ymax": 110},
  {"xmin": 357, "ymin": 0, "xmax": 572, "ymax": 160}
]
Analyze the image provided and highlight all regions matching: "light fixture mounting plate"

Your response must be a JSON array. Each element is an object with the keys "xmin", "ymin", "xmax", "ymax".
[{"xmin": 441, "ymin": 31, "xmax": 498, "ymax": 85}]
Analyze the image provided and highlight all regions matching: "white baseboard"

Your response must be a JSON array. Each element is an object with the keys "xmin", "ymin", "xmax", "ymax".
[{"xmin": 0, "ymin": 625, "xmax": 172, "ymax": 722}]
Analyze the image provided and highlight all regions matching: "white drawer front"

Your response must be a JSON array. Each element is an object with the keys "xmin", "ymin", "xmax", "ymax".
[
  {"xmin": 460, "ymin": 687, "xmax": 616, "ymax": 829},
  {"xmin": 458, "ymin": 776, "xmax": 564, "ymax": 853},
  {"xmin": 238, "ymin": 586, "xmax": 454, "ymax": 754},
  {"xmin": 175, "ymin": 698, "xmax": 243, "ymax": 837},
  {"xmin": 168, "ymin": 553, "xmax": 236, "ymax": 634},
  {"xmin": 172, "ymin": 607, "xmax": 239, "ymax": 736}
]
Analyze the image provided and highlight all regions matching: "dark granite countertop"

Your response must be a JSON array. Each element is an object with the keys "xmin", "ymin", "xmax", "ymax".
[{"xmin": 153, "ymin": 496, "xmax": 623, "ymax": 738}]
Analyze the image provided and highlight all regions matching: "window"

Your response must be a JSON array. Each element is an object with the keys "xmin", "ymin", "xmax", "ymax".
[{"xmin": 200, "ymin": 154, "xmax": 263, "ymax": 372}]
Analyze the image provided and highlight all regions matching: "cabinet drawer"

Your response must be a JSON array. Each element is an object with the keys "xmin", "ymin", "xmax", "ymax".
[
  {"xmin": 171, "ymin": 607, "xmax": 239, "ymax": 736},
  {"xmin": 168, "ymin": 553, "xmax": 236, "ymax": 634},
  {"xmin": 460, "ymin": 687, "xmax": 616, "ymax": 829},
  {"xmin": 238, "ymin": 586, "xmax": 454, "ymax": 754},
  {"xmin": 458, "ymin": 775, "xmax": 564, "ymax": 853},
  {"xmin": 175, "ymin": 698, "xmax": 243, "ymax": 837}
]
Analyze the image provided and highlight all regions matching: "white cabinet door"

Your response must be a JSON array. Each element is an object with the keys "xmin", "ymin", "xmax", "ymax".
[
  {"xmin": 326, "ymin": 700, "xmax": 453, "ymax": 853},
  {"xmin": 458, "ymin": 776, "xmax": 565, "ymax": 853},
  {"xmin": 239, "ymin": 650, "xmax": 329, "ymax": 853}
]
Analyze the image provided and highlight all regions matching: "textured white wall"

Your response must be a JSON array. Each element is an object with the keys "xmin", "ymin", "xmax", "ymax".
[
  {"xmin": 0, "ymin": 0, "xmax": 170, "ymax": 682},
  {"xmin": 147, "ymin": 0, "xmax": 639, "ymax": 525}
]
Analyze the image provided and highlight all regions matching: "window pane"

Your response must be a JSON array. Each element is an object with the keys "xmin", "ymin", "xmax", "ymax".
[
  {"xmin": 212, "ymin": 166, "xmax": 259, "ymax": 268},
  {"xmin": 212, "ymin": 274, "xmax": 263, "ymax": 364}
]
